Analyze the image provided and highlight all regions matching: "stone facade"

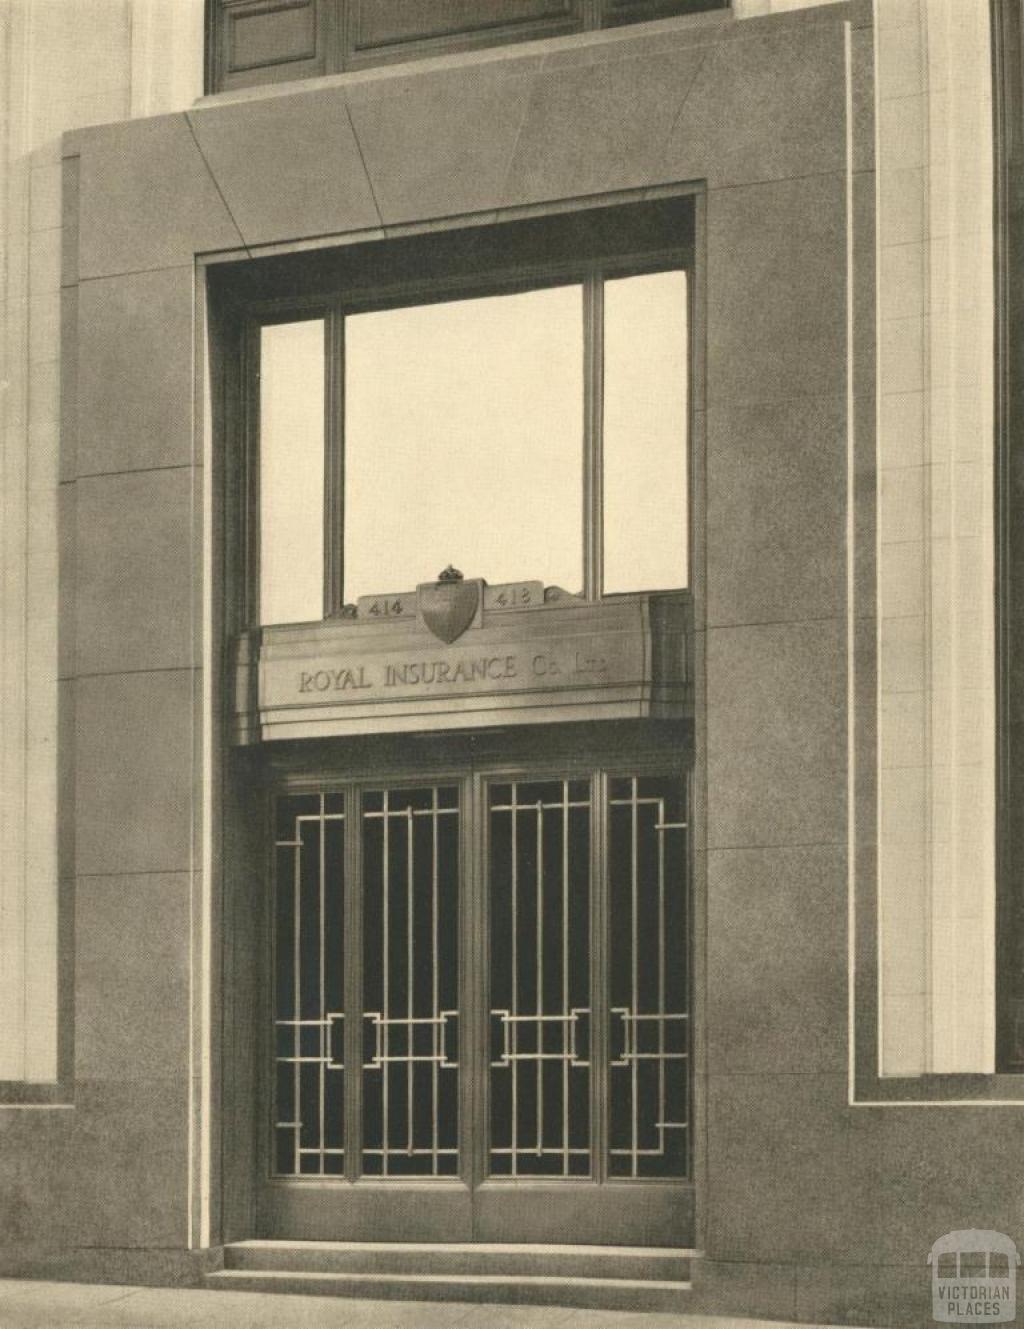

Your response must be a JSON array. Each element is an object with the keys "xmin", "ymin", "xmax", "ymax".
[{"xmin": 0, "ymin": 2, "xmax": 1016, "ymax": 1325}]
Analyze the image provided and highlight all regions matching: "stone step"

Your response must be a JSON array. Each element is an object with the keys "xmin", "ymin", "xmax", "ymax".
[
  {"xmin": 222, "ymin": 1239, "xmax": 692, "ymax": 1283},
  {"xmin": 205, "ymin": 1266, "xmax": 693, "ymax": 1312}
]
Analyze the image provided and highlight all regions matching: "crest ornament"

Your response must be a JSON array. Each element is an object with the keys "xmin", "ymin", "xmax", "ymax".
[{"xmin": 419, "ymin": 567, "xmax": 480, "ymax": 644}]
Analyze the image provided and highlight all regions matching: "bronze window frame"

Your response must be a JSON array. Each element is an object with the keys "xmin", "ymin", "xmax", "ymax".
[{"xmin": 228, "ymin": 197, "xmax": 695, "ymax": 630}]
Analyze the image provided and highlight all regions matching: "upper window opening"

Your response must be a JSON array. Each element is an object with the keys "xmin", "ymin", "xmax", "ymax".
[
  {"xmin": 207, "ymin": 0, "xmax": 729, "ymax": 96},
  {"xmin": 255, "ymin": 265, "xmax": 688, "ymax": 626},
  {"xmin": 231, "ymin": 197, "xmax": 694, "ymax": 628}
]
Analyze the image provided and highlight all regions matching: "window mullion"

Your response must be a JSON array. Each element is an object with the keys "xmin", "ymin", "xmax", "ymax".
[
  {"xmin": 245, "ymin": 319, "xmax": 261, "ymax": 630},
  {"xmin": 583, "ymin": 273, "xmax": 604, "ymax": 600},
  {"xmin": 324, "ymin": 306, "xmax": 345, "ymax": 617}
]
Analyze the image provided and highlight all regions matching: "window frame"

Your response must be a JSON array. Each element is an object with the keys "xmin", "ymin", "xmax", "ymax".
[
  {"xmin": 242, "ymin": 238, "xmax": 692, "ymax": 629},
  {"xmin": 205, "ymin": 0, "xmax": 729, "ymax": 96}
]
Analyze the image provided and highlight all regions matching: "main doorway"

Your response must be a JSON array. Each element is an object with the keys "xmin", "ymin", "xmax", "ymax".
[{"xmin": 255, "ymin": 741, "xmax": 693, "ymax": 1246}]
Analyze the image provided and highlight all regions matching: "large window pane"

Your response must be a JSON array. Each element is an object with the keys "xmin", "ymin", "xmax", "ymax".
[
  {"xmin": 344, "ymin": 286, "xmax": 583, "ymax": 602},
  {"xmin": 603, "ymin": 271, "xmax": 688, "ymax": 593},
  {"xmin": 259, "ymin": 319, "xmax": 325, "ymax": 625}
]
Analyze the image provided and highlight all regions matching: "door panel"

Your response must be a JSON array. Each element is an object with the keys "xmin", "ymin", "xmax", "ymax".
[
  {"xmin": 260, "ymin": 763, "xmax": 692, "ymax": 1245},
  {"xmin": 271, "ymin": 792, "xmax": 347, "ymax": 1179},
  {"xmin": 360, "ymin": 786, "xmax": 460, "ymax": 1178},
  {"xmin": 607, "ymin": 775, "xmax": 690, "ymax": 1179},
  {"xmin": 487, "ymin": 779, "xmax": 591, "ymax": 1179}
]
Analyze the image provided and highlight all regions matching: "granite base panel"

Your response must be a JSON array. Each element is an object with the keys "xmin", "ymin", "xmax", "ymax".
[
  {"xmin": 692, "ymin": 1257, "xmax": 935, "ymax": 1328},
  {"xmin": 0, "ymin": 1245, "xmax": 223, "ymax": 1288}
]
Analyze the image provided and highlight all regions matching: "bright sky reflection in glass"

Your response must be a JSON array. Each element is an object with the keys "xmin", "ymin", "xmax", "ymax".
[
  {"xmin": 259, "ymin": 318, "xmax": 325, "ymax": 625},
  {"xmin": 257, "ymin": 272, "xmax": 687, "ymax": 623},
  {"xmin": 344, "ymin": 284, "xmax": 583, "ymax": 602},
  {"xmin": 604, "ymin": 270, "xmax": 688, "ymax": 594}
]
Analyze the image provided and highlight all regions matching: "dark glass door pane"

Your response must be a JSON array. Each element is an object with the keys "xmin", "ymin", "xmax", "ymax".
[
  {"xmin": 488, "ymin": 779, "xmax": 592, "ymax": 1177},
  {"xmin": 361, "ymin": 786, "xmax": 461, "ymax": 1176}
]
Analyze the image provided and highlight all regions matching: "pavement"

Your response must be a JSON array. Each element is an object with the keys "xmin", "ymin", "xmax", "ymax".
[{"xmin": 0, "ymin": 1281, "xmax": 854, "ymax": 1329}]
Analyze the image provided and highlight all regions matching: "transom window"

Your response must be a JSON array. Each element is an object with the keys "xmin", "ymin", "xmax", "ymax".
[{"xmin": 248, "ymin": 201, "xmax": 692, "ymax": 627}]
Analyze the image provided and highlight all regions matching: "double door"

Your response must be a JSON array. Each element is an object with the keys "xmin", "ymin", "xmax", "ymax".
[{"xmin": 259, "ymin": 758, "xmax": 692, "ymax": 1244}]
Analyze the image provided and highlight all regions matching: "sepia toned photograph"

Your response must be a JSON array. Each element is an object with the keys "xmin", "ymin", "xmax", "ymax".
[{"xmin": 0, "ymin": 0, "xmax": 1015, "ymax": 1325}]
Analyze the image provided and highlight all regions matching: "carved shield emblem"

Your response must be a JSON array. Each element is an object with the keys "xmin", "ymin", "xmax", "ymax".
[{"xmin": 419, "ymin": 578, "xmax": 480, "ymax": 644}]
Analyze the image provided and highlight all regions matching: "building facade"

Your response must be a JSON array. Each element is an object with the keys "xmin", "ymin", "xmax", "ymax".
[{"xmin": 0, "ymin": 0, "xmax": 1018, "ymax": 1323}]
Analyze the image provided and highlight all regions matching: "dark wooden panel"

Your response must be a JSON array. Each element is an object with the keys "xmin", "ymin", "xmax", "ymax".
[
  {"xmin": 229, "ymin": 0, "xmax": 317, "ymax": 69},
  {"xmin": 350, "ymin": 0, "xmax": 576, "ymax": 51},
  {"xmin": 601, "ymin": 0, "xmax": 728, "ymax": 24},
  {"xmin": 207, "ymin": 0, "xmax": 730, "ymax": 91},
  {"xmin": 210, "ymin": 0, "xmax": 329, "ymax": 91}
]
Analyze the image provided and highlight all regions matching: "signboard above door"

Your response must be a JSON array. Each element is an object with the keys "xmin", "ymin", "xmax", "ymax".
[{"xmin": 230, "ymin": 577, "xmax": 691, "ymax": 743}]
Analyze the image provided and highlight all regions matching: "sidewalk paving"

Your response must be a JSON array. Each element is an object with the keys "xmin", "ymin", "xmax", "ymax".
[{"xmin": 0, "ymin": 1280, "xmax": 855, "ymax": 1329}]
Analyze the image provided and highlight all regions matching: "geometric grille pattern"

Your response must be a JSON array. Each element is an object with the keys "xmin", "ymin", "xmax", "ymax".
[
  {"xmin": 361, "ymin": 785, "xmax": 460, "ymax": 1176},
  {"xmin": 272, "ymin": 791, "xmax": 346, "ymax": 1176},
  {"xmin": 608, "ymin": 775, "xmax": 689, "ymax": 1177},
  {"xmin": 271, "ymin": 772, "xmax": 689, "ymax": 1183},
  {"xmin": 488, "ymin": 780, "xmax": 592, "ymax": 1177}
]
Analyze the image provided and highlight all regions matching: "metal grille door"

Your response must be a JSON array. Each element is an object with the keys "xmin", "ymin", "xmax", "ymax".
[
  {"xmin": 608, "ymin": 776, "xmax": 689, "ymax": 1178},
  {"xmin": 272, "ymin": 792, "xmax": 347, "ymax": 1177},
  {"xmin": 268, "ymin": 768, "xmax": 689, "ymax": 1199},
  {"xmin": 361, "ymin": 786, "xmax": 460, "ymax": 1176},
  {"xmin": 488, "ymin": 779, "xmax": 592, "ymax": 1177}
]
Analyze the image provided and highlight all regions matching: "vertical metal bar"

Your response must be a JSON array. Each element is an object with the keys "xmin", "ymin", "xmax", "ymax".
[
  {"xmin": 683, "ymin": 770, "xmax": 692, "ymax": 1174},
  {"xmin": 292, "ymin": 811, "xmax": 302, "ymax": 1173},
  {"xmin": 562, "ymin": 781, "xmax": 570, "ymax": 1175},
  {"xmin": 382, "ymin": 788, "xmax": 390, "ymax": 1176},
  {"xmin": 406, "ymin": 805, "xmax": 414, "ymax": 1156},
  {"xmin": 318, "ymin": 794, "xmax": 326, "ymax": 1174},
  {"xmin": 630, "ymin": 777, "xmax": 639, "ymax": 1176},
  {"xmin": 510, "ymin": 782, "xmax": 518, "ymax": 1178},
  {"xmin": 270, "ymin": 804, "xmax": 278, "ymax": 1176},
  {"xmin": 431, "ymin": 788, "xmax": 439, "ymax": 1176},
  {"xmin": 469, "ymin": 773, "xmax": 483, "ymax": 1192},
  {"xmin": 583, "ymin": 274, "xmax": 605, "ymax": 600},
  {"xmin": 535, "ymin": 799, "xmax": 544, "ymax": 1157},
  {"xmin": 344, "ymin": 784, "xmax": 360, "ymax": 1182},
  {"xmin": 593, "ymin": 772, "xmax": 608, "ymax": 1183},
  {"xmin": 657, "ymin": 795, "xmax": 666, "ymax": 1165}
]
